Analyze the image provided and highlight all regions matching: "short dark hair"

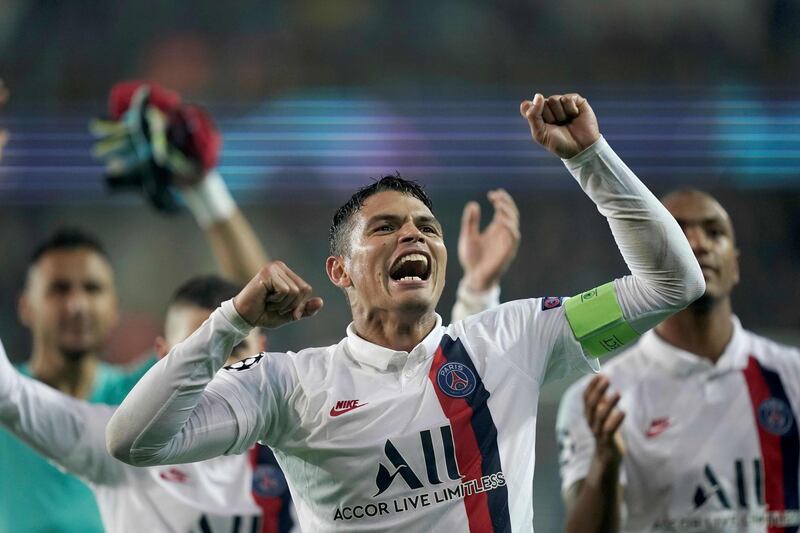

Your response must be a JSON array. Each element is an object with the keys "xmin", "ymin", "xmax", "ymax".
[
  {"xmin": 168, "ymin": 275, "xmax": 242, "ymax": 311},
  {"xmin": 329, "ymin": 174, "xmax": 433, "ymax": 256},
  {"xmin": 30, "ymin": 227, "xmax": 110, "ymax": 266}
]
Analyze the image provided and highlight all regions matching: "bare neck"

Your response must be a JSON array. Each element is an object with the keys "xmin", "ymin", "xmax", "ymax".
[
  {"xmin": 351, "ymin": 307, "xmax": 438, "ymax": 353},
  {"xmin": 654, "ymin": 296, "xmax": 734, "ymax": 363},
  {"xmin": 29, "ymin": 345, "xmax": 98, "ymax": 399}
]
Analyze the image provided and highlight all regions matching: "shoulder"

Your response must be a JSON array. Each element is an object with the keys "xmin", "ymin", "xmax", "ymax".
[
  {"xmin": 746, "ymin": 329, "xmax": 800, "ymax": 359},
  {"xmin": 743, "ymin": 329, "xmax": 800, "ymax": 371},
  {"xmin": 449, "ymin": 297, "xmax": 566, "ymax": 337},
  {"xmin": 218, "ymin": 343, "xmax": 339, "ymax": 387}
]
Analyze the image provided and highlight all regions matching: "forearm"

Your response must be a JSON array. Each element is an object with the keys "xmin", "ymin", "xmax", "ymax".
[
  {"xmin": 565, "ymin": 456, "xmax": 622, "ymax": 533},
  {"xmin": 206, "ymin": 211, "xmax": 270, "ymax": 285},
  {"xmin": 0, "ymin": 368, "xmax": 121, "ymax": 484},
  {"xmin": 565, "ymin": 137, "xmax": 704, "ymax": 330},
  {"xmin": 106, "ymin": 299, "xmax": 251, "ymax": 465},
  {"xmin": 183, "ymin": 170, "xmax": 269, "ymax": 285}
]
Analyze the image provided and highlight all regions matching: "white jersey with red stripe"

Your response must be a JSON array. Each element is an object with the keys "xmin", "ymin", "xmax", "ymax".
[
  {"xmin": 557, "ymin": 317, "xmax": 800, "ymax": 532},
  {"xmin": 209, "ymin": 297, "xmax": 595, "ymax": 532}
]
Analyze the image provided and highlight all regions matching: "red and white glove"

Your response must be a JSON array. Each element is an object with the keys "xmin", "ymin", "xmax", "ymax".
[{"xmin": 89, "ymin": 80, "xmax": 223, "ymax": 214}]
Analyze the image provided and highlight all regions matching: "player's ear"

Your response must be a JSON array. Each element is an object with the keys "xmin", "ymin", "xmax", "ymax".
[
  {"xmin": 17, "ymin": 292, "xmax": 33, "ymax": 328},
  {"xmin": 733, "ymin": 246, "xmax": 741, "ymax": 286},
  {"xmin": 153, "ymin": 336, "xmax": 170, "ymax": 359},
  {"xmin": 326, "ymin": 255, "xmax": 352, "ymax": 288}
]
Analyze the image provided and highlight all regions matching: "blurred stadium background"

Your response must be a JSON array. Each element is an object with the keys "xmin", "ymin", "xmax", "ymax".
[{"xmin": 1, "ymin": 0, "xmax": 798, "ymax": 529}]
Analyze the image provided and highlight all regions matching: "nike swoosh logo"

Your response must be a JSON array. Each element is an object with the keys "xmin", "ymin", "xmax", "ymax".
[
  {"xmin": 329, "ymin": 403, "xmax": 368, "ymax": 417},
  {"xmin": 645, "ymin": 419, "xmax": 671, "ymax": 438}
]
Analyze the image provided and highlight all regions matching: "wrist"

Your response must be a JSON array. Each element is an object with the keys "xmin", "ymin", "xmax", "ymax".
[
  {"xmin": 456, "ymin": 278, "xmax": 501, "ymax": 307},
  {"xmin": 563, "ymin": 135, "xmax": 606, "ymax": 164},
  {"xmin": 181, "ymin": 170, "xmax": 237, "ymax": 228},
  {"xmin": 462, "ymin": 271, "xmax": 500, "ymax": 293},
  {"xmin": 222, "ymin": 298, "xmax": 257, "ymax": 332},
  {"xmin": 592, "ymin": 447, "xmax": 623, "ymax": 471}
]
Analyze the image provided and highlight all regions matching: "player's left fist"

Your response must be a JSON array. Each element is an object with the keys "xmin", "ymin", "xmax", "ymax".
[
  {"xmin": 233, "ymin": 261, "xmax": 324, "ymax": 329},
  {"xmin": 519, "ymin": 93, "xmax": 600, "ymax": 159}
]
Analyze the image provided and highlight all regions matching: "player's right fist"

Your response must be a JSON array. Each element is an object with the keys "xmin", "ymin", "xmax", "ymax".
[
  {"xmin": 520, "ymin": 93, "xmax": 600, "ymax": 159},
  {"xmin": 233, "ymin": 262, "xmax": 324, "ymax": 328}
]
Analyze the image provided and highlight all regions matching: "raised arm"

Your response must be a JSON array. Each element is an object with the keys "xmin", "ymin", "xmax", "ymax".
[
  {"xmin": 107, "ymin": 262, "xmax": 323, "ymax": 466},
  {"xmin": 0, "ymin": 339, "xmax": 125, "ymax": 485},
  {"xmin": 521, "ymin": 93, "xmax": 704, "ymax": 357},
  {"xmin": 186, "ymin": 172, "xmax": 270, "ymax": 285},
  {"xmin": 450, "ymin": 189, "xmax": 520, "ymax": 322},
  {"xmin": 91, "ymin": 80, "xmax": 269, "ymax": 286}
]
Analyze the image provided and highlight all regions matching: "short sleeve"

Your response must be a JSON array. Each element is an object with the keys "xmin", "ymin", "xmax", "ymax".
[
  {"xmin": 206, "ymin": 352, "xmax": 297, "ymax": 454},
  {"xmin": 457, "ymin": 298, "xmax": 599, "ymax": 385},
  {"xmin": 556, "ymin": 376, "xmax": 596, "ymax": 494}
]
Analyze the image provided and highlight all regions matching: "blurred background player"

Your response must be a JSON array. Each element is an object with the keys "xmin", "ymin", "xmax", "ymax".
[
  {"xmin": 0, "ymin": 81, "xmax": 269, "ymax": 533},
  {"xmin": 557, "ymin": 190, "xmax": 800, "ymax": 532},
  {"xmin": 0, "ymin": 276, "xmax": 266, "ymax": 532}
]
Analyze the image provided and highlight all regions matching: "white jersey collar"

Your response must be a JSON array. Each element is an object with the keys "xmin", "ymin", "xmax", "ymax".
[
  {"xmin": 344, "ymin": 314, "xmax": 444, "ymax": 371},
  {"xmin": 640, "ymin": 315, "xmax": 747, "ymax": 377}
]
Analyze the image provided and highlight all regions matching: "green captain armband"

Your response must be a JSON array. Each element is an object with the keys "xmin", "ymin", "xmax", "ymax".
[{"xmin": 564, "ymin": 282, "xmax": 640, "ymax": 357}]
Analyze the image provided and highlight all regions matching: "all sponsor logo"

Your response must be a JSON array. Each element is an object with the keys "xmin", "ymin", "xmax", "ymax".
[
  {"xmin": 693, "ymin": 460, "xmax": 763, "ymax": 511},
  {"xmin": 436, "ymin": 362, "xmax": 476, "ymax": 398},
  {"xmin": 758, "ymin": 397, "xmax": 794, "ymax": 436},
  {"xmin": 224, "ymin": 353, "xmax": 264, "ymax": 371},
  {"xmin": 333, "ymin": 425, "xmax": 506, "ymax": 522}
]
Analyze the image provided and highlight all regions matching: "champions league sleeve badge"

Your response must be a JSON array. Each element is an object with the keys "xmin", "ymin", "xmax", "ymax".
[
  {"xmin": 541, "ymin": 297, "xmax": 563, "ymax": 311},
  {"xmin": 436, "ymin": 362, "xmax": 477, "ymax": 398},
  {"xmin": 224, "ymin": 353, "xmax": 265, "ymax": 371}
]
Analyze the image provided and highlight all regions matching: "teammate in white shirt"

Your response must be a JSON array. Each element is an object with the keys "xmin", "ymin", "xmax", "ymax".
[
  {"xmin": 0, "ymin": 276, "xmax": 264, "ymax": 532},
  {"xmin": 557, "ymin": 189, "xmax": 800, "ymax": 533},
  {"xmin": 107, "ymin": 92, "xmax": 706, "ymax": 532}
]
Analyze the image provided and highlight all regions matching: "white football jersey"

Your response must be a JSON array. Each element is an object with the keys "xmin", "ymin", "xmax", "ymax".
[
  {"xmin": 209, "ymin": 298, "xmax": 597, "ymax": 532},
  {"xmin": 92, "ymin": 435, "xmax": 261, "ymax": 533},
  {"xmin": 557, "ymin": 317, "xmax": 800, "ymax": 532},
  {"xmin": 0, "ymin": 340, "xmax": 261, "ymax": 533}
]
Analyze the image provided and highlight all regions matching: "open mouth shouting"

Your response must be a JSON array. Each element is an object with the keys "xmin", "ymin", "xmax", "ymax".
[{"xmin": 389, "ymin": 252, "xmax": 432, "ymax": 286}]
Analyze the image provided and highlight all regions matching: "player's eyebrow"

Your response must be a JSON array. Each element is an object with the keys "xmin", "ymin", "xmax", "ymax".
[
  {"xmin": 675, "ymin": 216, "xmax": 726, "ymax": 227},
  {"xmin": 365, "ymin": 213, "xmax": 443, "ymax": 232},
  {"xmin": 674, "ymin": 216, "xmax": 732, "ymax": 236}
]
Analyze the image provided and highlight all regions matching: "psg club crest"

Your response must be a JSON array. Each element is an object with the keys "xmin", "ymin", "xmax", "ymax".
[
  {"xmin": 437, "ymin": 362, "xmax": 477, "ymax": 398},
  {"xmin": 252, "ymin": 463, "xmax": 288, "ymax": 497},
  {"xmin": 224, "ymin": 353, "xmax": 264, "ymax": 371},
  {"xmin": 758, "ymin": 397, "xmax": 794, "ymax": 436}
]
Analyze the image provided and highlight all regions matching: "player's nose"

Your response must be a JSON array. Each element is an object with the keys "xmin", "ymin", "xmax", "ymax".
[
  {"xmin": 64, "ymin": 288, "xmax": 90, "ymax": 315},
  {"xmin": 684, "ymin": 225, "xmax": 710, "ymax": 256},
  {"xmin": 397, "ymin": 220, "xmax": 425, "ymax": 243}
]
